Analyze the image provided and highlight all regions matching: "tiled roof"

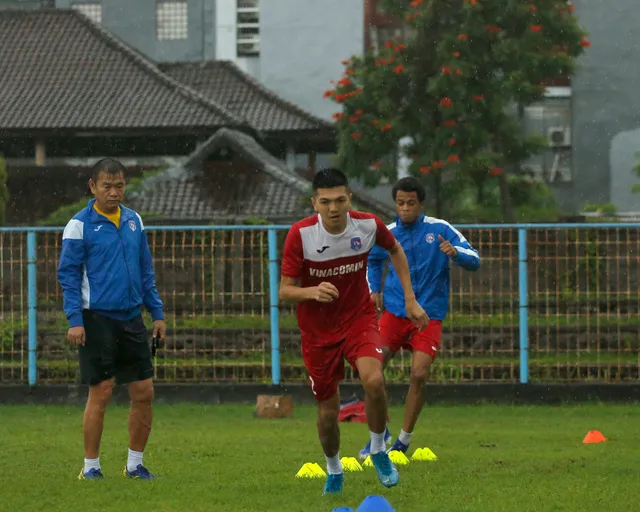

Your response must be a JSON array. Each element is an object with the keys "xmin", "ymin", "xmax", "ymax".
[
  {"xmin": 159, "ymin": 60, "xmax": 332, "ymax": 133},
  {"xmin": 129, "ymin": 129, "xmax": 314, "ymax": 222},
  {"xmin": 131, "ymin": 174, "xmax": 311, "ymax": 223},
  {"xmin": 0, "ymin": 9, "xmax": 242, "ymax": 130},
  {"xmin": 182, "ymin": 128, "xmax": 313, "ymax": 193},
  {"xmin": 130, "ymin": 128, "xmax": 394, "ymax": 222}
]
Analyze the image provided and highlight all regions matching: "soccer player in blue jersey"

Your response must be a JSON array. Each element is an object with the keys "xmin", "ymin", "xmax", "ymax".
[{"xmin": 359, "ymin": 177, "xmax": 481, "ymax": 458}]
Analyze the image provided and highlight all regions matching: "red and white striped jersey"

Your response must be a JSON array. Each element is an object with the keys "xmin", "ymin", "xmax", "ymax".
[{"xmin": 281, "ymin": 211, "xmax": 396, "ymax": 344}]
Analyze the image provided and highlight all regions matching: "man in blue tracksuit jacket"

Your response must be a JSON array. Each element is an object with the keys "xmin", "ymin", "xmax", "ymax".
[
  {"xmin": 359, "ymin": 177, "xmax": 480, "ymax": 459},
  {"xmin": 57, "ymin": 158, "xmax": 164, "ymax": 481}
]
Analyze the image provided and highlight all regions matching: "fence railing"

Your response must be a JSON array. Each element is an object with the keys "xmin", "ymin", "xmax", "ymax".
[{"xmin": 1, "ymin": 223, "xmax": 639, "ymax": 386}]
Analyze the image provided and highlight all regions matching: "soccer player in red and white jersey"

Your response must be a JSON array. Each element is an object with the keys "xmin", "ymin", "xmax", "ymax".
[{"xmin": 279, "ymin": 168, "xmax": 429, "ymax": 495}]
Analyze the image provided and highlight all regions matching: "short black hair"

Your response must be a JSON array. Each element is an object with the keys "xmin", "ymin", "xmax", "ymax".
[
  {"xmin": 312, "ymin": 167, "xmax": 350, "ymax": 192},
  {"xmin": 392, "ymin": 176, "xmax": 426, "ymax": 203},
  {"xmin": 90, "ymin": 158, "xmax": 127, "ymax": 183}
]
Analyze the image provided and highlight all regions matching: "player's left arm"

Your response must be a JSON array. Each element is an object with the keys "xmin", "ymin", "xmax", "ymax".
[
  {"xmin": 438, "ymin": 224, "xmax": 481, "ymax": 271},
  {"xmin": 374, "ymin": 216, "xmax": 429, "ymax": 328},
  {"xmin": 137, "ymin": 214, "xmax": 166, "ymax": 338}
]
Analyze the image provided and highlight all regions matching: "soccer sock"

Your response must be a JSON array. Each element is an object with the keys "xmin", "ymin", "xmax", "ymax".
[
  {"xmin": 83, "ymin": 457, "xmax": 100, "ymax": 473},
  {"xmin": 127, "ymin": 449, "xmax": 144, "ymax": 473},
  {"xmin": 325, "ymin": 454, "xmax": 343, "ymax": 475},
  {"xmin": 369, "ymin": 430, "xmax": 386, "ymax": 454},
  {"xmin": 398, "ymin": 429, "xmax": 413, "ymax": 446}
]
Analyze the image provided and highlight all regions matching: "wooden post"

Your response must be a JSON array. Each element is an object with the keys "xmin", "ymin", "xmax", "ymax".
[
  {"xmin": 35, "ymin": 138, "xmax": 46, "ymax": 166},
  {"xmin": 308, "ymin": 150, "xmax": 317, "ymax": 173}
]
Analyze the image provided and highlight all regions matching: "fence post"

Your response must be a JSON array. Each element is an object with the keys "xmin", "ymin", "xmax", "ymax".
[
  {"xmin": 267, "ymin": 228, "xmax": 281, "ymax": 385},
  {"xmin": 518, "ymin": 228, "xmax": 529, "ymax": 384},
  {"xmin": 27, "ymin": 231, "xmax": 37, "ymax": 386}
]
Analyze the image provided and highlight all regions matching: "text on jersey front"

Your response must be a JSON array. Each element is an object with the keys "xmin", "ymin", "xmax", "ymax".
[{"xmin": 309, "ymin": 261, "xmax": 364, "ymax": 278}]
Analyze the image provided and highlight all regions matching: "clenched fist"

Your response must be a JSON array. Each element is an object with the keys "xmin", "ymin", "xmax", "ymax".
[{"xmin": 309, "ymin": 282, "xmax": 340, "ymax": 303}]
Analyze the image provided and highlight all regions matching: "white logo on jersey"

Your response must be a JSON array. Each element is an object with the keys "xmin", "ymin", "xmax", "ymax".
[
  {"xmin": 375, "ymin": 348, "xmax": 383, "ymax": 354},
  {"xmin": 309, "ymin": 261, "xmax": 364, "ymax": 278}
]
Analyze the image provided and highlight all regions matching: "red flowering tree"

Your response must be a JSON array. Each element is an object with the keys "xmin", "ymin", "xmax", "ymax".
[{"xmin": 324, "ymin": 0, "xmax": 589, "ymax": 220}]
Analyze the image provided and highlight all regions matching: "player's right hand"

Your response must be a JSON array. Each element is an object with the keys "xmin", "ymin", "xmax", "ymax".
[
  {"xmin": 371, "ymin": 292, "xmax": 383, "ymax": 312},
  {"xmin": 67, "ymin": 326, "xmax": 86, "ymax": 345},
  {"xmin": 310, "ymin": 282, "xmax": 340, "ymax": 303},
  {"xmin": 406, "ymin": 298, "xmax": 429, "ymax": 331}
]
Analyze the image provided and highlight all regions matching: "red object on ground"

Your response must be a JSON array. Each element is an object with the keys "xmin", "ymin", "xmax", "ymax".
[{"xmin": 338, "ymin": 401, "xmax": 367, "ymax": 423}]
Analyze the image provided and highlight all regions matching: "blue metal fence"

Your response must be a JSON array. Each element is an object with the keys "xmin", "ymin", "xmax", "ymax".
[
  {"xmin": 518, "ymin": 229, "xmax": 529, "ymax": 383},
  {"xmin": 1, "ymin": 223, "xmax": 639, "ymax": 386}
]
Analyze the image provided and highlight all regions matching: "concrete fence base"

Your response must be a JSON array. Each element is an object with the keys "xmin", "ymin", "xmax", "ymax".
[{"xmin": 2, "ymin": 382, "xmax": 640, "ymax": 406}]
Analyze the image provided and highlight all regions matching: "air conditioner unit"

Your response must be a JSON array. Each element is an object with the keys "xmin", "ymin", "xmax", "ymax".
[{"xmin": 547, "ymin": 126, "xmax": 571, "ymax": 147}]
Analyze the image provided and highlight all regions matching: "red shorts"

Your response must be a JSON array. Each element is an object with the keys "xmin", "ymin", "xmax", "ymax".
[
  {"xmin": 301, "ymin": 313, "xmax": 384, "ymax": 402},
  {"xmin": 379, "ymin": 311, "xmax": 443, "ymax": 359}
]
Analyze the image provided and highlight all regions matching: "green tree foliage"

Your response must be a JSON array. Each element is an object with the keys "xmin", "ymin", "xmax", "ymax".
[{"xmin": 325, "ymin": 0, "xmax": 589, "ymax": 221}]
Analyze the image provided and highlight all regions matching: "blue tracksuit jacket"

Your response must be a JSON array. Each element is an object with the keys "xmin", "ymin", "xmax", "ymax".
[
  {"xmin": 57, "ymin": 199, "xmax": 164, "ymax": 328},
  {"xmin": 367, "ymin": 213, "xmax": 480, "ymax": 320}
]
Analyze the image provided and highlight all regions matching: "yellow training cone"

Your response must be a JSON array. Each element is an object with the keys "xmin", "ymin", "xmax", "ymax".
[
  {"xmin": 340, "ymin": 457, "xmax": 364, "ymax": 472},
  {"xmin": 310, "ymin": 462, "xmax": 327, "ymax": 476},
  {"xmin": 362, "ymin": 455, "xmax": 374, "ymax": 468},
  {"xmin": 388, "ymin": 450, "xmax": 411, "ymax": 465},
  {"xmin": 296, "ymin": 462, "xmax": 325, "ymax": 479},
  {"xmin": 411, "ymin": 447, "xmax": 438, "ymax": 461}
]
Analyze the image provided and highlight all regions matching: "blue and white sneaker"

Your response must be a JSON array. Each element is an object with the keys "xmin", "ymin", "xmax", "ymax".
[
  {"xmin": 78, "ymin": 468, "xmax": 104, "ymax": 480},
  {"xmin": 371, "ymin": 451, "xmax": 399, "ymax": 488},
  {"xmin": 323, "ymin": 472, "xmax": 344, "ymax": 495},
  {"xmin": 123, "ymin": 464, "xmax": 156, "ymax": 480},
  {"xmin": 358, "ymin": 427, "xmax": 392, "ymax": 460},
  {"xmin": 387, "ymin": 438, "xmax": 410, "ymax": 454}
]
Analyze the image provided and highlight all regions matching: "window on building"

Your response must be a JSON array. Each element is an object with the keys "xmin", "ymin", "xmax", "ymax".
[
  {"xmin": 237, "ymin": 0, "xmax": 259, "ymax": 57},
  {"xmin": 522, "ymin": 87, "xmax": 572, "ymax": 183},
  {"xmin": 157, "ymin": 0, "xmax": 188, "ymax": 41},
  {"xmin": 72, "ymin": 2, "xmax": 102, "ymax": 25}
]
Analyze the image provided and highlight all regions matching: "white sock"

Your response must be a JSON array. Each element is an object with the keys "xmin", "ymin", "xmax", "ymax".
[
  {"xmin": 398, "ymin": 429, "xmax": 412, "ymax": 446},
  {"xmin": 83, "ymin": 457, "xmax": 100, "ymax": 473},
  {"xmin": 326, "ymin": 454, "xmax": 343, "ymax": 475},
  {"xmin": 127, "ymin": 449, "xmax": 144, "ymax": 473},
  {"xmin": 370, "ymin": 430, "xmax": 386, "ymax": 454}
]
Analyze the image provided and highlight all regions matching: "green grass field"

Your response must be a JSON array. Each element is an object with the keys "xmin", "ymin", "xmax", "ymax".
[{"xmin": 1, "ymin": 403, "xmax": 638, "ymax": 511}]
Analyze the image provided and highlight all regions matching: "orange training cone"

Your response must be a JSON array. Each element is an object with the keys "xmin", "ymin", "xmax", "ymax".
[{"xmin": 582, "ymin": 430, "xmax": 607, "ymax": 444}]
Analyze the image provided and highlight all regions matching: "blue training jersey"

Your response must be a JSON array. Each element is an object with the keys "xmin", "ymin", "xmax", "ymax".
[{"xmin": 366, "ymin": 213, "xmax": 480, "ymax": 321}]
